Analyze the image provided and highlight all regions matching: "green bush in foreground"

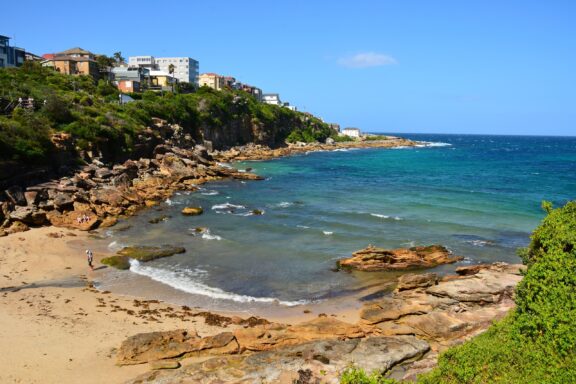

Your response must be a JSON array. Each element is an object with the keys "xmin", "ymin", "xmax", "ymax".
[
  {"xmin": 416, "ymin": 200, "xmax": 576, "ymax": 384},
  {"xmin": 340, "ymin": 368, "xmax": 397, "ymax": 384}
]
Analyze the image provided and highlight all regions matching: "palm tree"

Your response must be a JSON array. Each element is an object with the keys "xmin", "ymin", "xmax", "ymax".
[
  {"xmin": 113, "ymin": 52, "xmax": 125, "ymax": 65},
  {"xmin": 168, "ymin": 64, "xmax": 175, "ymax": 92}
]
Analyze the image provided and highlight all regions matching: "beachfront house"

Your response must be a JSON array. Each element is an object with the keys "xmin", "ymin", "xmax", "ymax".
[
  {"xmin": 342, "ymin": 127, "xmax": 361, "ymax": 138},
  {"xmin": 112, "ymin": 66, "xmax": 150, "ymax": 93}
]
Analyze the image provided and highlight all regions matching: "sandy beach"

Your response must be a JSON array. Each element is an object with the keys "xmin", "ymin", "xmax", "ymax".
[
  {"xmin": 0, "ymin": 227, "xmax": 247, "ymax": 383},
  {"xmin": 0, "ymin": 226, "xmax": 366, "ymax": 384}
]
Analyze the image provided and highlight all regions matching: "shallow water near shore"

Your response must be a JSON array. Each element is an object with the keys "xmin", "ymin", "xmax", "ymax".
[{"xmin": 95, "ymin": 134, "xmax": 576, "ymax": 317}]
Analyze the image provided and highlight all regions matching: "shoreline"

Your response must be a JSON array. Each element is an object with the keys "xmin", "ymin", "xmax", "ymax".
[{"xmin": 0, "ymin": 136, "xmax": 524, "ymax": 383}]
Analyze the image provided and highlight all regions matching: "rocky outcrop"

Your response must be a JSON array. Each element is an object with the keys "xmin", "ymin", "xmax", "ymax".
[
  {"xmin": 126, "ymin": 336, "xmax": 429, "ymax": 384},
  {"xmin": 181, "ymin": 207, "xmax": 203, "ymax": 216},
  {"xmin": 359, "ymin": 262, "xmax": 524, "ymax": 379},
  {"xmin": 117, "ymin": 317, "xmax": 368, "ymax": 366},
  {"xmin": 338, "ymin": 244, "xmax": 464, "ymax": 271},
  {"xmin": 101, "ymin": 245, "xmax": 186, "ymax": 270},
  {"xmin": 213, "ymin": 139, "xmax": 418, "ymax": 162}
]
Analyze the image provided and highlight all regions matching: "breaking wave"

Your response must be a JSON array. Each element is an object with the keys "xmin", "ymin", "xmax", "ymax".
[{"xmin": 129, "ymin": 260, "xmax": 308, "ymax": 306}]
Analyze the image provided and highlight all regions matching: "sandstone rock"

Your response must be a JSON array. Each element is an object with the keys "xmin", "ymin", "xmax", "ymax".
[
  {"xmin": 94, "ymin": 167, "xmax": 113, "ymax": 179},
  {"xmin": 46, "ymin": 210, "xmax": 98, "ymax": 231},
  {"xmin": 360, "ymin": 297, "xmax": 432, "ymax": 324},
  {"xmin": 397, "ymin": 273, "xmax": 439, "ymax": 291},
  {"xmin": 24, "ymin": 191, "xmax": 40, "ymax": 206},
  {"xmin": 9, "ymin": 206, "xmax": 47, "ymax": 226},
  {"xmin": 116, "ymin": 245, "xmax": 186, "ymax": 262},
  {"xmin": 5, "ymin": 186, "xmax": 26, "ymax": 206},
  {"xmin": 182, "ymin": 207, "xmax": 203, "ymax": 216},
  {"xmin": 126, "ymin": 336, "xmax": 429, "ymax": 384},
  {"xmin": 117, "ymin": 330, "xmax": 198, "ymax": 365},
  {"xmin": 338, "ymin": 244, "xmax": 463, "ymax": 271},
  {"xmin": 149, "ymin": 359, "xmax": 181, "ymax": 370},
  {"xmin": 53, "ymin": 192, "xmax": 74, "ymax": 210},
  {"xmin": 111, "ymin": 173, "xmax": 132, "ymax": 188},
  {"xmin": 6, "ymin": 221, "xmax": 29, "ymax": 234},
  {"xmin": 90, "ymin": 188, "xmax": 126, "ymax": 207},
  {"xmin": 99, "ymin": 216, "xmax": 118, "ymax": 228},
  {"xmin": 426, "ymin": 269, "xmax": 522, "ymax": 303}
]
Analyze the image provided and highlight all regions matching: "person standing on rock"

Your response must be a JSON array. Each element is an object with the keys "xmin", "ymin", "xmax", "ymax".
[{"xmin": 86, "ymin": 249, "xmax": 94, "ymax": 270}]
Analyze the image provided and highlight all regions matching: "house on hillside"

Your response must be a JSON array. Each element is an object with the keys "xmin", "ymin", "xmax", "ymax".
[
  {"xmin": 0, "ymin": 35, "xmax": 25, "ymax": 68},
  {"xmin": 149, "ymin": 70, "xmax": 178, "ymax": 90},
  {"xmin": 129, "ymin": 55, "xmax": 199, "ymax": 87},
  {"xmin": 342, "ymin": 127, "xmax": 361, "ymax": 138},
  {"xmin": 42, "ymin": 47, "xmax": 100, "ymax": 78},
  {"xmin": 112, "ymin": 66, "xmax": 150, "ymax": 93},
  {"xmin": 262, "ymin": 93, "xmax": 281, "ymax": 105},
  {"xmin": 199, "ymin": 73, "xmax": 225, "ymax": 90}
]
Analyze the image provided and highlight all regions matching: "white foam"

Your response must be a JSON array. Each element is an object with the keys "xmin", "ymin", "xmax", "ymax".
[
  {"xmin": 421, "ymin": 141, "xmax": 452, "ymax": 147},
  {"xmin": 277, "ymin": 202, "xmax": 294, "ymax": 208},
  {"xmin": 212, "ymin": 203, "xmax": 246, "ymax": 210},
  {"xmin": 216, "ymin": 162, "xmax": 233, "ymax": 169},
  {"xmin": 323, "ymin": 231, "xmax": 333, "ymax": 235},
  {"xmin": 107, "ymin": 240, "xmax": 124, "ymax": 252},
  {"xmin": 370, "ymin": 213, "xmax": 402, "ymax": 221},
  {"xmin": 202, "ymin": 232, "xmax": 222, "ymax": 241},
  {"xmin": 128, "ymin": 260, "xmax": 307, "ymax": 306},
  {"xmin": 466, "ymin": 240, "xmax": 492, "ymax": 247},
  {"xmin": 165, "ymin": 198, "xmax": 173, "ymax": 206},
  {"xmin": 297, "ymin": 225, "xmax": 310, "ymax": 229},
  {"xmin": 201, "ymin": 190, "xmax": 220, "ymax": 196}
]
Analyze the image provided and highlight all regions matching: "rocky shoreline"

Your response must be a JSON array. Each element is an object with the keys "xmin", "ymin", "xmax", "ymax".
[
  {"xmin": 0, "ymin": 127, "xmax": 417, "ymax": 237},
  {"xmin": 0, "ymin": 131, "xmax": 526, "ymax": 383}
]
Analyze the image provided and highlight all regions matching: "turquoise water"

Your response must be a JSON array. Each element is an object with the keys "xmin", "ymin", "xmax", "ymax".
[{"xmin": 98, "ymin": 134, "xmax": 576, "ymax": 312}]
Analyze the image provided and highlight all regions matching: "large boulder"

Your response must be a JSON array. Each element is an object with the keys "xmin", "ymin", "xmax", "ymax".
[
  {"xmin": 5, "ymin": 186, "xmax": 26, "ymax": 206},
  {"xmin": 182, "ymin": 207, "xmax": 203, "ymax": 216},
  {"xmin": 9, "ymin": 206, "xmax": 47, "ymax": 226},
  {"xmin": 338, "ymin": 244, "xmax": 463, "ymax": 271}
]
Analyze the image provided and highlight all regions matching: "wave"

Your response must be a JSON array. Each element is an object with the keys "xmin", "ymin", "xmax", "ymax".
[
  {"xmin": 201, "ymin": 190, "xmax": 220, "ymax": 196},
  {"xmin": 323, "ymin": 231, "xmax": 333, "ymax": 235},
  {"xmin": 202, "ymin": 232, "xmax": 222, "ymax": 241},
  {"xmin": 297, "ymin": 225, "xmax": 310, "ymax": 229},
  {"xmin": 216, "ymin": 162, "xmax": 233, "ymax": 169},
  {"xmin": 465, "ymin": 239, "xmax": 494, "ymax": 247},
  {"xmin": 418, "ymin": 141, "xmax": 452, "ymax": 148},
  {"xmin": 276, "ymin": 201, "xmax": 294, "ymax": 208},
  {"xmin": 212, "ymin": 203, "xmax": 246, "ymax": 210},
  {"xmin": 370, "ymin": 213, "xmax": 403, "ymax": 220},
  {"xmin": 128, "ymin": 260, "xmax": 308, "ymax": 306}
]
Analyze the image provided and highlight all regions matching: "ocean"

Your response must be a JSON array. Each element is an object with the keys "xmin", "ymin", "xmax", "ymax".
[{"xmin": 95, "ymin": 134, "xmax": 576, "ymax": 315}]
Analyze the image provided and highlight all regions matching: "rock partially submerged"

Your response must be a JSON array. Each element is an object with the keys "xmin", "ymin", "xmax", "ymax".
[
  {"xmin": 338, "ymin": 244, "xmax": 464, "ymax": 271},
  {"xmin": 101, "ymin": 245, "xmax": 186, "ymax": 270},
  {"xmin": 181, "ymin": 206, "xmax": 203, "ymax": 216}
]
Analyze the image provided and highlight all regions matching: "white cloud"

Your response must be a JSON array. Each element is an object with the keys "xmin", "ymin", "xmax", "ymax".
[{"xmin": 337, "ymin": 52, "xmax": 398, "ymax": 68}]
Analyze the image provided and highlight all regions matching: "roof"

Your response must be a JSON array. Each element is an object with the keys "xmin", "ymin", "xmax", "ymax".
[
  {"xmin": 57, "ymin": 47, "xmax": 94, "ymax": 55},
  {"xmin": 42, "ymin": 53, "xmax": 55, "ymax": 59},
  {"xmin": 50, "ymin": 55, "xmax": 96, "ymax": 63},
  {"xmin": 200, "ymin": 73, "xmax": 221, "ymax": 77}
]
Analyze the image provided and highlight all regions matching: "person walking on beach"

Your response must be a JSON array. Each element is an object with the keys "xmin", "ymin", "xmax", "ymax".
[{"xmin": 86, "ymin": 249, "xmax": 94, "ymax": 270}]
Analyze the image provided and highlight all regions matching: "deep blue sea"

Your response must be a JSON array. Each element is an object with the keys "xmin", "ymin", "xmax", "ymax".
[{"xmin": 97, "ymin": 134, "xmax": 576, "ymax": 314}]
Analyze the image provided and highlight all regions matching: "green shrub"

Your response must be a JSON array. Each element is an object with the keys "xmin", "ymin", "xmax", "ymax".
[
  {"xmin": 418, "ymin": 201, "xmax": 576, "ymax": 384},
  {"xmin": 340, "ymin": 368, "xmax": 397, "ymax": 384}
]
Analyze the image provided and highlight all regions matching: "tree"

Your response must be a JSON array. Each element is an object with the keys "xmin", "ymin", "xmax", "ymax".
[
  {"xmin": 113, "ymin": 52, "xmax": 125, "ymax": 65},
  {"xmin": 96, "ymin": 55, "xmax": 114, "ymax": 71}
]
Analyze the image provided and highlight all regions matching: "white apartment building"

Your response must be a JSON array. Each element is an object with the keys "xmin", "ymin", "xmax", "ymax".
[
  {"xmin": 156, "ymin": 57, "xmax": 199, "ymax": 86},
  {"xmin": 262, "ymin": 93, "xmax": 281, "ymax": 105},
  {"xmin": 128, "ymin": 56, "xmax": 199, "ymax": 86}
]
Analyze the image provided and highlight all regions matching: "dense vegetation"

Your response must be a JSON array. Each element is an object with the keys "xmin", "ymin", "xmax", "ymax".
[
  {"xmin": 0, "ymin": 63, "xmax": 335, "ymax": 165},
  {"xmin": 340, "ymin": 201, "xmax": 576, "ymax": 383}
]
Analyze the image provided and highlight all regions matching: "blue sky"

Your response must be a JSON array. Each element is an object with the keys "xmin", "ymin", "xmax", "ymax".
[{"xmin": 4, "ymin": 1, "xmax": 576, "ymax": 135}]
